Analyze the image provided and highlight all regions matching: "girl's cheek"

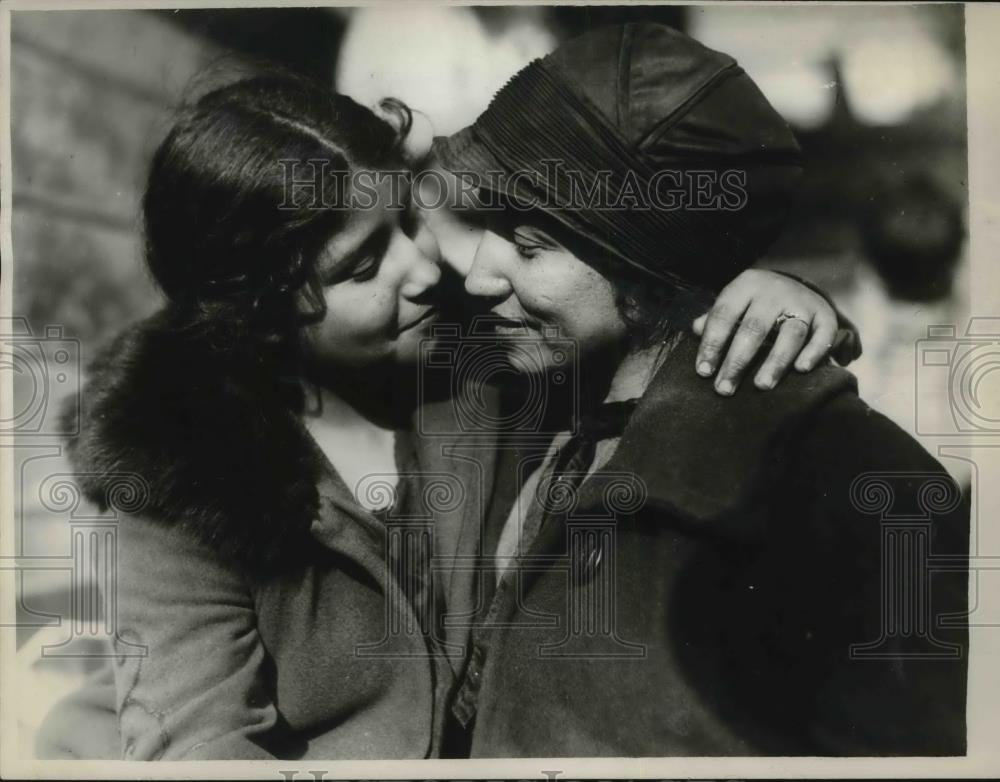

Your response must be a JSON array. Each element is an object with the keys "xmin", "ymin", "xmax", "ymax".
[{"xmin": 351, "ymin": 288, "xmax": 399, "ymax": 334}]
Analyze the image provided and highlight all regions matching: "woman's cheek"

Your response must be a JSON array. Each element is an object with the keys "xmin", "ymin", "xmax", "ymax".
[{"xmin": 326, "ymin": 283, "xmax": 397, "ymax": 341}]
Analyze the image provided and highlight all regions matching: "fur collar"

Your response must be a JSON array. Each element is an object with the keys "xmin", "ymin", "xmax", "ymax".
[{"xmin": 64, "ymin": 311, "xmax": 323, "ymax": 571}]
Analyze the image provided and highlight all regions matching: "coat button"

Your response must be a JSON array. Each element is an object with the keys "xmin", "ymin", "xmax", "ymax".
[{"xmin": 467, "ymin": 645, "xmax": 486, "ymax": 686}]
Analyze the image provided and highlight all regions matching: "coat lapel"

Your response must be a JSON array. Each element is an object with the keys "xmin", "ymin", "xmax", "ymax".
[
  {"xmin": 415, "ymin": 386, "xmax": 501, "ymax": 668},
  {"xmin": 308, "ymin": 459, "xmax": 388, "ymax": 582},
  {"xmin": 577, "ymin": 334, "xmax": 857, "ymax": 534}
]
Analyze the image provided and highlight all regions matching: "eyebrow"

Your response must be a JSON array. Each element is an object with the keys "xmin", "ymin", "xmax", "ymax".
[
  {"xmin": 323, "ymin": 221, "xmax": 393, "ymax": 279},
  {"xmin": 492, "ymin": 195, "xmax": 566, "ymax": 245},
  {"xmin": 513, "ymin": 225, "xmax": 560, "ymax": 247}
]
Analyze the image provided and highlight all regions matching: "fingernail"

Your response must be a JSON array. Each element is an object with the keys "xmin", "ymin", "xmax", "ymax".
[
  {"xmin": 717, "ymin": 379, "xmax": 735, "ymax": 396},
  {"xmin": 697, "ymin": 361, "xmax": 713, "ymax": 377},
  {"xmin": 756, "ymin": 374, "xmax": 775, "ymax": 390},
  {"xmin": 795, "ymin": 359, "xmax": 811, "ymax": 372}
]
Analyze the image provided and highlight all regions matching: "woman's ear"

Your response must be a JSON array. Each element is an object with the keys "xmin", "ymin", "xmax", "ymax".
[{"xmin": 373, "ymin": 100, "xmax": 434, "ymax": 166}]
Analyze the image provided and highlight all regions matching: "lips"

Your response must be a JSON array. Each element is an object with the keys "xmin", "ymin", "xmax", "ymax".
[
  {"xmin": 489, "ymin": 314, "xmax": 541, "ymax": 336},
  {"xmin": 494, "ymin": 324, "xmax": 532, "ymax": 337},
  {"xmin": 398, "ymin": 307, "xmax": 438, "ymax": 333}
]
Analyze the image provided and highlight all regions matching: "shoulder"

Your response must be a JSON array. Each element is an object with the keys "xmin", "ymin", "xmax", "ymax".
[
  {"xmin": 783, "ymin": 389, "xmax": 968, "ymax": 543},
  {"xmin": 64, "ymin": 311, "xmax": 322, "ymax": 572},
  {"xmin": 786, "ymin": 388, "xmax": 958, "ymax": 488},
  {"xmin": 114, "ymin": 511, "xmax": 255, "ymax": 604},
  {"xmin": 113, "ymin": 512, "xmax": 275, "ymax": 636},
  {"xmin": 619, "ymin": 337, "xmax": 860, "ymax": 528}
]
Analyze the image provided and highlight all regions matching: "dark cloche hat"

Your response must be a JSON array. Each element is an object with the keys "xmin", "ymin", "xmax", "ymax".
[{"xmin": 435, "ymin": 22, "xmax": 803, "ymax": 291}]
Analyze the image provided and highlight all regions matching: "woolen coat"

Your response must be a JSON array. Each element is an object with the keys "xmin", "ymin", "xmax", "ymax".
[
  {"xmin": 45, "ymin": 311, "xmax": 494, "ymax": 760},
  {"xmin": 446, "ymin": 335, "xmax": 969, "ymax": 757}
]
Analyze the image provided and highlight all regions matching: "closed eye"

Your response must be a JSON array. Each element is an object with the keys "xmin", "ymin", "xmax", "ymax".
[
  {"xmin": 349, "ymin": 253, "xmax": 379, "ymax": 281},
  {"xmin": 514, "ymin": 240, "xmax": 542, "ymax": 260},
  {"xmin": 322, "ymin": 224, "xmax": 393, "ymax": 285},
  {"xmin": 513, "ymin": 228, "xmax": 557, "ymax": 260}
]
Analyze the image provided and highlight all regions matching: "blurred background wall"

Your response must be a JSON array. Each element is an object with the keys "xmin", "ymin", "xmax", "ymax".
[{"xmin": 6, "ymin": 4, "xmax": 970, "ymax": 754}]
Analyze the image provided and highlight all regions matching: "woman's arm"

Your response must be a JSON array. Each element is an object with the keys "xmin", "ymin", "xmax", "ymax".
[
  {"xmin": 110, "ymin": 515, "xmax": 280, "ymax": 759},
  {"xmin": 693, "ymin": 268, "xmax": 861, "ymax": 395}
]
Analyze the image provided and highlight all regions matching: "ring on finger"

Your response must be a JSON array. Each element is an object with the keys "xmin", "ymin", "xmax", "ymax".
[{"xmin": 775, "ymin": 312, "xmax": 810, "ymax": 328}]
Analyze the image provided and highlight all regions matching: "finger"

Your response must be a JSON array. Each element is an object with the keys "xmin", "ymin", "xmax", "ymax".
[
  {"xmin": 795, "ymin": 311, "xmax": 838, "ymax": 371},
  {"xmin": 753, "ymin": 316, "xmax": 812, "ymax": 389},
  {"xmin": 695, "ymin": 300, "xmax": 750, "ymax": 378},
  {"xmin": 692, "ymin": 313, "xmax": 707, "ymax": 337},
  {"xmin": 830, "ymin": 327, "xmax": 862, "ymax": 366},
  {"xmin": 714, "ymin": 305, "xmax": 776, "ymax": 395}
]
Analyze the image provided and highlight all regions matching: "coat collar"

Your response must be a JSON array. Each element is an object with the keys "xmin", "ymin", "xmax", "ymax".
[
  {"xmin": 580, "ymin": 333, "xmax": 857, "ymax": 534},
  {"xmin": 67, "ymin": 311, "xmax": 355, "ymax": 573}
]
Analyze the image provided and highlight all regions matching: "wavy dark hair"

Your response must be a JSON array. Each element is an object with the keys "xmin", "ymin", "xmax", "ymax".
[{"xmin": 142, "ymin": 73, "xmax": 411, "ymax": 406}]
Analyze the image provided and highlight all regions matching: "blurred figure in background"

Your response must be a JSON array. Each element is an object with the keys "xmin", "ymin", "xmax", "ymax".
[{"xmin": 845, "ymin": 173, "xmax": 970, "ymax": 486}]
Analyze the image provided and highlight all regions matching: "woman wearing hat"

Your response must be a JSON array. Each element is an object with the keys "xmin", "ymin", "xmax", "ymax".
[{"xmin": 434, "ymin": 22, "xmax": 969, "ymax": 757}]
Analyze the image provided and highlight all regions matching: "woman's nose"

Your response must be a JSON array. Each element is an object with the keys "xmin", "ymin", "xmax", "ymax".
[
  {"xmin": 397, "ymin": 231, "xmax": 442, "ymax": 300},
  {"xmin": 464, "ymin": 230, "xmax": 514, "ymax": 300}
]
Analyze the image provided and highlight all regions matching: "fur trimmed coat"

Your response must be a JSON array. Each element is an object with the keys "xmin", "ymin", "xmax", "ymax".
[{"xmin": 43, "ymin": 311, "xmax": 490, "ymax": 760}]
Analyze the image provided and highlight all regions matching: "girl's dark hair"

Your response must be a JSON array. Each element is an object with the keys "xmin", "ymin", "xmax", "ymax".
[{"xmin": 142, "ymin": 73, "xmax": 411, "ymax": 401}]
